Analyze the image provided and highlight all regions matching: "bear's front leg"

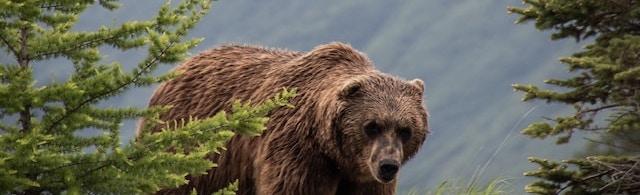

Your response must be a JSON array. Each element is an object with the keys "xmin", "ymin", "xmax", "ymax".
[{"xmin": 254, "ymin": 147, "xmax": 342, "ymax": 194}]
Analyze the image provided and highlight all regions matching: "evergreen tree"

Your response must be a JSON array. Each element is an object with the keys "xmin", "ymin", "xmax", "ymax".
[
  {"xmin": 509, "ymin": 0, "xmax": 640, "ymax": 194},
  {"xmin": 0, "ymin": 0, "xmax": 295, "ymax": 194}
]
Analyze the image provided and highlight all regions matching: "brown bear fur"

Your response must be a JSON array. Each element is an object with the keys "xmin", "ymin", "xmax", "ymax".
[{"xmin": 138, "ymin": 42, "xmax": 429, "ymax": 195}]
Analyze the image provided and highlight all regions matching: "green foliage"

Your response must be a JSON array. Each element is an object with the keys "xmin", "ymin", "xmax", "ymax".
[
  {"xmin": 137, "ymin": 88, "xmax": 296, "ymax": 155},
  {"xmin": 512, "ymin": 34, "xmax": 640, "ymax": 145},
  {"xmin": 120, "ymin": 88, "xmax": 296, "ymax": 193},
  {"xmin": 509, "ymin": 0, "xmax": 640, "ymax": 194},
  {"xmin": 0, "ymin": 0, "xmax": 296, "ymax": 194},
  {"xmin": 524, "ymin": 156, "xmax": 640, "ymax": 195},
  {"xmin": 508, "ymin": 0, "xmax": 640, "ymax": 41},
  {"xmin": 211, "ymin": 180, "xmax": 238, "ymax": 195}
]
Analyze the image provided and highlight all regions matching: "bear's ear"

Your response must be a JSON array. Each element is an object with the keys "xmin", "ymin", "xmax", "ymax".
[
  {"xmin": 339, "ymin": 79, "xmax": 363, "ymax": 99},
  {"xmin": 408, "ymin": 79, "xmax": 425, "ymax": 94}
]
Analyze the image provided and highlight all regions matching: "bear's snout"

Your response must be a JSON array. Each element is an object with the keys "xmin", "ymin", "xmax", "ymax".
[{"xmin": 378, "ymin": 159, "xmax": 400, "ymax": 183}]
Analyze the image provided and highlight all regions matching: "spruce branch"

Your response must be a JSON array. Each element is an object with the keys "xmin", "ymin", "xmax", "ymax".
[
  {"xmin": 0, "ymin": 0, "xmax": 297, "ymax": 194},
  {"xmin": 0, "ymin": 36, "xmax": 18, "ymax": 59},
  {"xmin": 31, "ymin": 33, "xmax": 125, "ymax": 61},
  {"xmin": 511, "ymin": 0, "xmax": 640, "ymax": 194},
  {"xmin": 43, "ymin": 1, "xmax": 210, "ymax": 134}
]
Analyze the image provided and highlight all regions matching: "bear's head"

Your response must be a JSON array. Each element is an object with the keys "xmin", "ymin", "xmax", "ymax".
[{"xmin": 332, "ymin": 75, "xmax": 429, "ymax": 183}]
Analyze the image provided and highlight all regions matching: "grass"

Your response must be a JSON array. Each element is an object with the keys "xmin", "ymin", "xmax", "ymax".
[
  {"xmin": 406, "ymin": 107, "xmax": 538, "ymax": 195},
  {"xmin": 407, "ymin": 177, "xmax": 513, "ymax": 195}
]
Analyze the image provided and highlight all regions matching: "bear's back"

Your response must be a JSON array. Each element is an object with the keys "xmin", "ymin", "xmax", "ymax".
[{"xmin": 145, "ymin": 45, "xmax": 303, "ymax": 133}]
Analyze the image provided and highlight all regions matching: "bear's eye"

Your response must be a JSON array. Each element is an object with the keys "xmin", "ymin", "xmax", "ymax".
[
  {"xmin": 397, "ymin": 127, "xmax": 412, "ymax": 143},
  {"xmin": 364, "ymin": 122, "xmax": 381, "ymax": 138}
]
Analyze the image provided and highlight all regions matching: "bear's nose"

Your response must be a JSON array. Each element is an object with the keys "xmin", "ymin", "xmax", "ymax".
[{"xmin": 378, "ymin": 159, "xmax": 400, "ymax": 182}]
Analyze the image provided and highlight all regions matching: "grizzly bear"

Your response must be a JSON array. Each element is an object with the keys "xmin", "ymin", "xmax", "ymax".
[{"xmin": 138, "ymin": 42, "xmax": 429, "ymax": 195}]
